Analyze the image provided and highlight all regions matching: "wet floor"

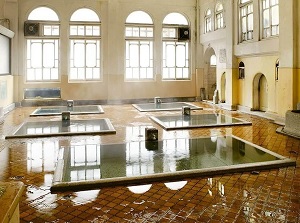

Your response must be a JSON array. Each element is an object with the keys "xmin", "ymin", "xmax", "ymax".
[{"xmin": 0, "ymin": 102, "xmax": 299, "ymax": 222}]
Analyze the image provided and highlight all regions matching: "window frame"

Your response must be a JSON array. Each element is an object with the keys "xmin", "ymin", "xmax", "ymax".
[
  {"xmin": 125, "ymin": 12, "xmax": 154, "ymax": 81},
  {"xmin": 204, "ymin": 9, "xmax": 212, "ymax": 33},
  {"xmin": 215, "ymin": 3, "xmax": 225, "ymax": 30},
  {"xmin": 25, "ymin": 20, "xmax": 60, "ymax": 82},
  {"xmin": 261, "ymin": 0, "xmax": 279, "ymax": 39},
  {"xmin": 239, "ymin": 0, "xmax": 254, "ymax": 42}
]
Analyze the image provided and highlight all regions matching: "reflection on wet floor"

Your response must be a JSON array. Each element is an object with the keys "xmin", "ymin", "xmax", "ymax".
[
  {"xmin": 51, "ymin": 135, "xmax": 295, "ymax": 192},
  {"xmin": 0, "ymin": 103, "xmax": 299, "ymax": 222},
  {"xmin": 30, "ymin": 105, "xmax": 104, "ymax": 116},
  {"xmin": 150, "ymin": 113, "xmax": 252, "ymax": 130},
  {"xmin": 132, "ymin": 102, "xmax": 203, "ymax": 112}
]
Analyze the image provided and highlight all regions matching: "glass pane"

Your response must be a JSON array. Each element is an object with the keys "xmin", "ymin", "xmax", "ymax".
[
  {"xmin": 70, "ymin": 8, "xmax": 100, "ymax": 22},
  {"xmin": 263, "ymin": 10, "xmax": 270, "ymax": 28},
  {"xmin": 74, "ymin": 42, "xmax": 85, "ymax": 67},
  {"xmin": 78, "ymin": 26, "xmax": 85, "ymax": 35},
  {"xmin": 44, "ymin": 25, "xmax": 52, "ymax": 35},
  {"xmin": 163, "ymin": 13, "xmax": 188, "ymax": 25},
  {"xmin": 93, "ymin": 26, "xmax": 100, "ymax": 36},
  {"xmin": 126, "ymin": 11, "xmax": 153, "ymax": 24},
  {"xmin": 86, "ymin": 42, "xmax": 96, "ymax": 67},
  {"xmin": 31, "ymin": 42, "xmax": 42, "ymax": 68},
  {"xmin": 140, "ymin": 43, "xmax": 150, "ymax": 67},
  {"xmin": 166, "ymin": 44, "xmax": 175, "ymax": 67},
  {"xmin": 176, "ymin": 45, "xmax": 186, "ymax": 67},
  {"xmin": 70, "ymin": 26, "xmax": 78, "ymax": 35},
  {"xmin": 163, "ymin": 28, "xmax": 176, "ymax": 38},
  {"xmin": 28, "ymin": 7, "xmax": 59, "ymax": 21},
  {"xmin": 86, "ymin": 26, "xmax": 93, "ymax": 36},
  {"xmin": 271, "ymin": 6, "xmax": 279, "ymax": 25},
  {"xmin": 43, "ymin": 42, "xmax": 55, "ymax": 68},
  {"xmin": 248, "ymin": 14, "xmax": 253, "ymax": 30},
  {"xmin": 129, "ymin": 44, "xmax": 139, "ymax": 67}
]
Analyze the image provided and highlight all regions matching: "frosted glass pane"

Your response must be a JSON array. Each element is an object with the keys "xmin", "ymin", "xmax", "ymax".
[
  {"xmin": 163, "ymin": 13, "xmax": 188, "ymax": 25},
  {"xmin": 43, "ymin": 42, "xmax": 54, "ymax": 68},
  {"xmin": 126, "ymin": 11, "xmax": 153, "ymax": 24},
  {"xmin": 129, "ymin": 44, "xmax": 139, "ymax": 67},
  {"xmin": 140, "ymin": 44, "xmax": 150, "ymax": 67},
  {"xmin": 166, "ymin": 44, "xmax": 175, "ymax": 67},
  {"xmin": 176, "ymin": 45, "xmax": 186, "ymax": 67},
  {"xmin": 86, "ymin": 43, "xmax": 96, "ymax": 67},
  {"xmin": 74, "ymin": 42, "xmax": 85, "ymax": 67},
  {"xmin": 31, "ymin": 43, "xmax": 42, "ymax": 68},
  {"xmin": 28, "ymin": 7, "xmax": 59, "ymax": 21},
  {"xmin": 71, "ymin": 8, "xmax": 100, "ymax": 22}
]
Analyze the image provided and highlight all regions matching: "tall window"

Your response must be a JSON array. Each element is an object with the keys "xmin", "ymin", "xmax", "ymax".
[
  {"xmin": 215, "ymin": 3, "xmax": 224, "ymax": 30},
  {"xmin": 125, "ymin": 11, "xmax": 154, "ymax": 80},
  {"xmin": 162, "ymin": 13, "xmax": 190, "ymax": 80},
  {"xmin": 25, "ymin": 7, "xmax": 59, "ymax": 82},
  {"xmin": 262, "ymin": 0, "xmax": 279, "ymax": 38},
  {"xmin": 205, "ymin": 9, "xmax": 212, "ymax": 33},
  {"xmin": 69, "ymin": 8, "xmax": 101, "ymax": 81},
  {"xmin": 240, "ymin": 0, "xmax": 253, "ymax": 42}
]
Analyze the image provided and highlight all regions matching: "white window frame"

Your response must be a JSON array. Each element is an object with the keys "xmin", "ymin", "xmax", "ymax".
[
  {"xmin": 262, "ymin": 0, "xmax": 279, "ymax": 38},
  {"xmin": 25, "ymin": 20, "xmax": 60, "ymax": 82},
  {"xmin": 239, "ymin": 0, "xmax": 253, "ymax": 42},
  {"xmin": 205, "ymin": 9, "xmax": 212, "ymax": 33},
  {"xmin": 125, "ymin": 23, "xmax": 154, "ymax": 81},
  {"xmin": 215, "ymin": 3, "xmax": 224, "ymax": 30},
  {"xmin": 69, "ymin": 22, "xmax": 101, "ymax": 82}
]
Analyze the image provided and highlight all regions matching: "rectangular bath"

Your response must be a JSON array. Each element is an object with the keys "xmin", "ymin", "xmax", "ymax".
[
  {"xmin": 30, "ymin": 105, "xmax": 104, "ymax": 116},
  {"xmin": 150, "ymin": 114, "xmax": 252, "ymax": 130},
  {"xmin": 5, "ymin": 118, "xmax": 116, "ymax": 139},
  {"xmin": 132, "ymin": 102, "xmax": 203, "ymax": 112},
  {"xmin": 51, "ymin": 135, "xmax": 295, "ymax": 192}
]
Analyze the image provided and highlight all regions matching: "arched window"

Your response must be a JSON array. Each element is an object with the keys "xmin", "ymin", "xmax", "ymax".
[
  {"xmin": 25, "ymin": 7, "xmax": 60, "ymax": 81},
  {"xmin": 162, "ymin": 13, "xmax": 190, "ymax": 80},
  {"xmin": 262, "ymin": 0, "xmax": 279, "ymax": 38},
  {"xmin": 69, "ymin": 8, "xmax": 101, "ymax": 81},
  {"xmin": 205, "ymin": 9, "xmax": 212, "ymax": 33},
  {"xmin": 275, "ymin": 59, "xmax": 279, "ymax": 81},
  {"xmin": 215, "ymin": 3, "xmax": 224, "ymax": 30},
  {"xmin": 239, "ymin": 0, "xmax": 253, "ymax": 42},
  {"xmin": 125, "ymin": 11, "xmax": 154, "ymax": 80},
  {"xmin": 239, "ymin": 61, "xmax": 245, "ymax": 79}
]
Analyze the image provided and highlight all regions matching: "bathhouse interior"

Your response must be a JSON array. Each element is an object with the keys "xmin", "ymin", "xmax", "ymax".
[{"xmin": 0, "ymin": 0, "xmax": 299, "ymax": 222}]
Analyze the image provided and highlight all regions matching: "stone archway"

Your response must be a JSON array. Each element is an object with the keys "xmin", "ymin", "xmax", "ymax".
[
  {"xmin": 253, "ymin": 73, "xmax": 268, "ymax": 111},
  {"xmin": 203, "ymin": 47, "xmax": 217, "ymax": 100}
]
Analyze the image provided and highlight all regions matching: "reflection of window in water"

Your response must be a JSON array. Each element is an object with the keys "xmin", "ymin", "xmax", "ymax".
[
  {"xmin": 126, "ymin": 141, "xmax": 154, "ymax": 176},
  {"xmin": 27, "ymin": 141, "xmax": 59, "ymax": 172},
  {"xmin": 163, "ymin": 138, "xmax": 190, "ymax": 172},
  {"xmin": 27, "ymin": 126, "xmax": 59, "ymax": 134},
  {"xmin": 69, "ymin": 144, "xmax": 101, "ymax": 181}
]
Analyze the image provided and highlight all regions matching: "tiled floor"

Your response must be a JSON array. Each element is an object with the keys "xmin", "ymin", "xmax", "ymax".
[{"xmin": 0, "ymin": 102, "xmax": 299, "ymax": 223}]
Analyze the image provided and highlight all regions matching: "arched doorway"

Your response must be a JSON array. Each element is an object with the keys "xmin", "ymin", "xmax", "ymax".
[
  {"xmin": 220, "ymin": 72, "xmax": 226, "ymax": 103},
  {"xmin": 253, "ymin": 73, "xmax": 268, "ymax": 111},
  {"xmin": 203, "ymin": 47, "xmax": 217, "ymax": 100}
]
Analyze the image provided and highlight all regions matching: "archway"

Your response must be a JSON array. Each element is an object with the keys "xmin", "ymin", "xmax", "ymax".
[
  {"xmin": 220, "ymin": 72, "xmax": 226, "ymax": 103},
  {"xmin": 203, "ymin": 47, "xmax": 217, "ymax": 100},
  {"xmin": 253, "ymin": 73, "xmax": 268, "ymax": 111}
]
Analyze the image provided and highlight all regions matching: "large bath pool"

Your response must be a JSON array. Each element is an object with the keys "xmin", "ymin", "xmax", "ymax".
[
  {"xmin": 5, "ymin": 118, "xmax": 116, "ymax": 139},
  {"xmin": 132, "ymin": 102, "xmax": 203, "ymax": 112},
  {"xmin": 150, "ymin": 114, "xmax": 252, "ymax": 130},
  {"xmin": 30, "ymin": 105, "xmax": 104, "ymax": 116},
  {"xmin": 51, "ymin": 135, "xmax": 295, "ymax": 192}
]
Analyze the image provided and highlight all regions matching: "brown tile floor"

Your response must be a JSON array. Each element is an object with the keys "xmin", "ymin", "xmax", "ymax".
[{"xmin": 0, "ymin": 102, "xmax": 299, "ymax": 223}]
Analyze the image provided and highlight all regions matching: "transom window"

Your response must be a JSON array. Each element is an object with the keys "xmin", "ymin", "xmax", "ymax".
[
  {"xmin": 262, "ymin": 0, "xmax": 279, "ymax": 38},
  {"xmin": 69, "ymin": 8, "xmax": 101, "ymax": 81},
  {"xmin": 25, "ymin": 7, "xmax": 60, "ymax": 82},
  {"xmin": 215, "ymin": 3, "xmax": 224, "ymax": 30},
  {"xmin": 205, "ymin": 9, "xmax": 212, "ymax": 33},
  {"xmin": 162, "ymin": 13, "xmax": 190, "ymax": 80},
  {"xmin": 240, "ymin": 0, "xmax": 253, "ymax": 42},
  {"xmin": 125, "ymin": 11, "xmax": 154, "ymax": 80}
]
